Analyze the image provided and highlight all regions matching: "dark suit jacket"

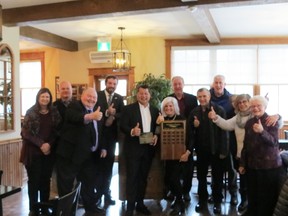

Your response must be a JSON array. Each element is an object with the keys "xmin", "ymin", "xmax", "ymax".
[
  {"xmin": 56, "ymin": 100, "xmax": 104, "ymax": 165},
  {"xmin": 96, "ymin": 90, "xmax": 124, "ymax": 140},
  {"xmin": 120, "ymin": 102, "xmax": 159, "ymax": 157},
  {"xmin": 169, "ymin": 92, "xmax": 198, "ymax": 119}
]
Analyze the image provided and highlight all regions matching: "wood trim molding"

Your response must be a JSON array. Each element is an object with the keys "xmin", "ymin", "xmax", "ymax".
[{"xmin": 20, "ymin": 52, "xmax": 45, "ymax": 87}]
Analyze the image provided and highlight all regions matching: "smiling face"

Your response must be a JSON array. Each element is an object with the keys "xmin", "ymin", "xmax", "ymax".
[
  {"xmin": 163, "ymin": 101, "xmax": 176, "ymax": 117},
  {"xmin": 81, "ymin": 88, "xmax": 97, "ymax": 109},
  {"xmin": 237, "ymin": 99, "xmax": 250, "ymax": 112},
  {"xmin": 172, "ymin": 77, "xmax": 184, "ymax": 96},
  {"xmin": 136, "ymin": 86, "xmax": 151, "ymax": 107},
  {"xmin": 250, "ymin": 100, "xmax": 265, "ymax": 118},
  {"xmin": 38, "ymin": 92, "xmax": 51, "ymax": 108},
  {"xmin": 212, "ymin": 75, "xmax": 226, "ymax": 97},
  {"xmin": 197, "ymin": 89, "xmax": 211, "ymax": 107},
  {"xmin": 105, "ymin": 77, "xmax": 118, "ymax": 94}
]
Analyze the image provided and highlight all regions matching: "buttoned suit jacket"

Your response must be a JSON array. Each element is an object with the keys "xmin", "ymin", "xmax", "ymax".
[
  {"xmin": 56, "ymin": 100, "xmax": 104, "ymax": 165},
  {"xmin": 96, "ymin": 90, "xmax": 124, "ymax": 141},
  {"xmin": 120, "ymin": 102, "xmax": 159, "ymax": 157}
]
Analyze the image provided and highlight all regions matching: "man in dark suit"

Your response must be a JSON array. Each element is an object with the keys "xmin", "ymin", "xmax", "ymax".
[
  {"xmin": 168, "ymin": 76, "xmax": 198, "ymax": 202},
  {"xmin": 120, "ymin": 85, "xmax": 159, "ymax": 216},
  {"xmin": 56, "ymin": 87, "xmax": 106, "ymax": 215},
  {"xmin": 95, "ymin": 75, "xmax": 124, "ymax": 205}
]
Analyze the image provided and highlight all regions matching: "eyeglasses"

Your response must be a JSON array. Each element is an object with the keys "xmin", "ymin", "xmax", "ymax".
[
  {"xmin": 238, "ymin": 100, "xmax": 248, "ymax": 105},
  {"xmin": 250, "ymin": 104, "xmax": 263, "ymax": 109}
]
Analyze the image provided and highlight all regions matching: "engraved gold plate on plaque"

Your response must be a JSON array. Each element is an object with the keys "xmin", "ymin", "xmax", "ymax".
[{"xmin": 160, "ymin": 120, "xmax": 186, "ymax": 160}]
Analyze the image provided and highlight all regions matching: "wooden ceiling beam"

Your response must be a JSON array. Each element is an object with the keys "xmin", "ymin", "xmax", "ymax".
[
  {"xmin": 20, "ymin": 26, "xmax": 78, "ymax": 51},
  {"xmin": 2, "ymin": 0, "xmax": 254, "ymax": 26}
]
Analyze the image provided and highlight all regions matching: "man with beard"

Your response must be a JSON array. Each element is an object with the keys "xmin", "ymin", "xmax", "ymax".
[{"xmin": 95, "ymin": 75, "xmax": 125, "ymax": 205}]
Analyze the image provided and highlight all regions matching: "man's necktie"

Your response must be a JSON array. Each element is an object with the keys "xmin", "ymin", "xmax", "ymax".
[
  {"xmin": 108, "ymin": 94, "xmax": 113, "ymax": 106},
  {"xmin": 87, "ymin": 109, "xmax": 98, "ymax": 151}
]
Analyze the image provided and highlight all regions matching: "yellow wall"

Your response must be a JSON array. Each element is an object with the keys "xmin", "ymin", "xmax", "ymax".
[{"xmin": 21, "ymin": 37, "xmax": 166, "ymax": 96}]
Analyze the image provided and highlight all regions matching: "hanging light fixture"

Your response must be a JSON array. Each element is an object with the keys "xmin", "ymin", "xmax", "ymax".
[{"xmin": 113, "ymin": 27, "xmax": 131, "ymax": 72}]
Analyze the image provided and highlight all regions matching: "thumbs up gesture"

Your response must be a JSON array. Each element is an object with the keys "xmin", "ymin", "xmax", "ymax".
[
  {"xmin": 156, "ymin": 112, "xmax": 164, "ymax": 124},
  {"xmin": 132, "ymin": 122, "xmax": 141, "ymax": 136},
  {"xmin": 208, "ymin": 106, "xmax": 217, "ymax": 121},
  {"xmin": 194, "ymin": 116, "xmax": 200, "ymax": 128},
  {"xmin": 253, "ymin": 119, "xmax": 264, "ymax": 133},
  {"xmin": 92, "ymin": 106, "xmax": 103, "ymax": 121},
  {"xmin": 107, "ymin": 103, "xmax": 116, "ymax": 116}
]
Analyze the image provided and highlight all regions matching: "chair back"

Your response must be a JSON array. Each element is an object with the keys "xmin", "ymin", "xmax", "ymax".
[{"xmin": 55, "ymin": 182, "xmax": 81, "ymax": 216}]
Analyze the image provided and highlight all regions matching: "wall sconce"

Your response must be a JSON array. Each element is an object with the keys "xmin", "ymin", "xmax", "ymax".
[{"xmin": 113, "ymin": 27, "xmax": 131, "ymax": 72}]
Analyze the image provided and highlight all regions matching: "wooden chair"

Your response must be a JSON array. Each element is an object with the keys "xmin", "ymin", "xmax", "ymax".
[{"xmin": 33, "ymin": 182, "xmax": 81, "ymax": 216}]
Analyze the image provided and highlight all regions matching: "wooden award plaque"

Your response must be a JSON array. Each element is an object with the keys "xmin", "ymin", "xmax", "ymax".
[{"xmin": 160, "ymin": 120, "xmax": 186, "ymax": 160}]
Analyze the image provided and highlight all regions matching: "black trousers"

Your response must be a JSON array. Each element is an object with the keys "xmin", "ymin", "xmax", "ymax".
[
  {"xmin": 125, "ymin": 147, "xmax": 154, "ymax": 210},
  {"xmin": 95, "ymin": 138, "xmax": 117, "ymax": 197},
  {"xmin": 196, "ymin": 149, "xmax": 225, "ymax": 204},
  {"xmin": 56, "ymin": 154, "xmax": 98, "ymax": 212},
  {"xmin": 25, "ymin": 154, "xmax": 53, "ymax": 211}
]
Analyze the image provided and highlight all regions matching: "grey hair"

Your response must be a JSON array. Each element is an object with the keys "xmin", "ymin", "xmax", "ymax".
[
  {"xmin": 161, "ymin": 97, "xmax": 180, "ymax": 117},
  {"xmin": 250, "ymin": 95, "xmax": 268, "ymax": 108},
  {"xmin": 234, "ymin": 94, "xmax": 251, "ymax": 112}
]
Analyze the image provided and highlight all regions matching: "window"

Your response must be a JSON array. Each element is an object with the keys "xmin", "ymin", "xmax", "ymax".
[
  {"xmin": 20, "ymin": 52, "xmax": 44, "ymax": 117},
  {"xmin": 171, "ymin": 45, "xmax": 288, "ymax": 120}
]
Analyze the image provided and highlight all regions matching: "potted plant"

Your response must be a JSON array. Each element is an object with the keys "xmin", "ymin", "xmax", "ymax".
[{"xmin": 129, "ymin": 73, "xmax": 172, "ymax": 109}]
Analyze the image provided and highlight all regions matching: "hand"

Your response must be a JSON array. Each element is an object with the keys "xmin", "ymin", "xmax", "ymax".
[
  {"xmin": 150, "ymin": 135, "xmax": 158, "ymax": 146},
  {"xmin": 194, "ymin": 116, "xmax": 200, "ymax": 128},
  {"xmin": 253, "ymin": 119, "xmax": 264, "ymax": 133},
  {"xmin": 132, "ymin": 123, "xmax": 141, "ymax": 136},
  {"xmin": 100, "ymin": 149, "xmax": 107, "ymax": 158},
  {"xmin": 239, "ymin": 166, "xmax": 246, "ymax": 175},
  {"xmin": 208, "ymin": 106, "xmax": 217, "ymax": 120},
  {"xmin": 40, "ymin": 143, "xmax": 51, "ymax": 155},
  {"xmin": 107, "ymin": 103, "xmax": 116, "ymax": 116},
  {"xmin": 265, "ymin": 114, "xmax": 279, "ymax": 127},
  {"xmin": 179, "ymin": 150, "xmax": 190, "ymax": 162},
  {"xmin": 156, "ymin": 113, "xmax": 164, "ymax": 124},
  {"xmin": 91, "ymin": 106, "xmax": 103, "ymax": 121}
]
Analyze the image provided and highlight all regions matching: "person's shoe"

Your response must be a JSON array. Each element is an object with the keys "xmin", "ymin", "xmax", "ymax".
[
  {"xmin": 183, "ymin": 193, "xmax": 191, "ymax": 202},
  {"xmin": 213, "ymin": 203, "xmax": 221, "ymax": 214},
  {"xmin": 230, "ymin": 193, "xmax": 238, "ymax": 206},
  {"xmin": 195, "ymin": 202, "xmax": 205, "ymax": 213},
  {"xmin": 208, "ymin": 195, "xmax": 214, "ymax": 204},
  {"xmin": 104, "ymin": 195, "xmax": 116, "ymax": 205},
  {"xmin": 237, "ymin": 200, "xmax": 248, "ymax": 212},
  {"xmin": 135, "ymin": 204, "xmax": 151, "ymax": 215}
]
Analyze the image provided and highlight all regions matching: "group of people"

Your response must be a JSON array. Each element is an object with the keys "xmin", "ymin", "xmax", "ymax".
[
  {"xmin": 20, "ymin": 73, "xmax": 287, "ymax": 216},
  {"xmin": 20, "ymin": 76, "xmax": 124, "ymax": 216}
]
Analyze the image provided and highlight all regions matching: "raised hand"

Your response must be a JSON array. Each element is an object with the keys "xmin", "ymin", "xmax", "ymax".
[
  {"xmin": 92, "ymin": 106, "xmax": 103, "ymax": 121},
  {"xmin": 156, "ymin": 112, "xmax": 164, "ymax": 124},
  {"xmin": 107, "ymin": 103, "xmax": 116, "ymax": 116},
  {"xmin": 253, "ymin": 119, "xmax": 264, "ymax": 133},
  {"xmin": 208, "ymin": 106, "xmax": 217, "ymax": 120},
  {"xmin": 194, "ymin": 116, "xmax": 200, "ymax": 128},
  {"xmin": 132, "ymin": 122, "xmax": 141, "ymax": 136}
]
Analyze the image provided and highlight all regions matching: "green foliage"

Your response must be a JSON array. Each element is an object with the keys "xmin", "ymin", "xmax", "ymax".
[{"xmin": 129, "ymin": 73, "xmax": 172, "ymax": 109}]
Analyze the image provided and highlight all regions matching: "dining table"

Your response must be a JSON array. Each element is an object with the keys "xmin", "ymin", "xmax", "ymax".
[{"xmin": 0, "ymin": 185, "xmax": 22, "ymax": 216}]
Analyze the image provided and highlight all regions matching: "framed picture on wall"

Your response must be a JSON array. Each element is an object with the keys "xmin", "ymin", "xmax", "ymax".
[{"xmin": 55, "ymin": 76, "xmax": 60, "ymax": 99}]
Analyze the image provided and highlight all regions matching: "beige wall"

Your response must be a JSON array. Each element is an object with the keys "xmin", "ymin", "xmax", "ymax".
[{"xmin": 22, "ymin": 37, "xmax": 166, "ymax": 96}]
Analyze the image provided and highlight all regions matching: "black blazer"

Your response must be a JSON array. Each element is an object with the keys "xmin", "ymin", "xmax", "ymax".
[
  {"xmin": 96, "ymin": 90, "xmax": 124, "ymax": 134},
  {"xmin": 168, "ymin": 92, "xmax": 198, "ymax": 119},
  {"xmin": 56, "ymin": 100, "xmax": 104, "ymax": 164},
  {"xmin": 120, "ymin": 102, "xmax": 159, "ymax": 156}
]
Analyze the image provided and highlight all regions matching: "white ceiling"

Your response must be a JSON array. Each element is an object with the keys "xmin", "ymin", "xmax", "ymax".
[{"xmin": 2, "ymin": 0, "xmax": 288, "ymax": 49}]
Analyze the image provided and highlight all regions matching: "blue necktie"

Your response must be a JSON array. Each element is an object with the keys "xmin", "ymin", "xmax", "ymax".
[{"xmin": 87, "ymin": 109, "xmax": 98, "ymax": 152}]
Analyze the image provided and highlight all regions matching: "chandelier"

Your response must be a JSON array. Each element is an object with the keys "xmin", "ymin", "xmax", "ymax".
[{"xmin": 113, "ymin": 27, "xmax": 131, "ymax": 72}]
